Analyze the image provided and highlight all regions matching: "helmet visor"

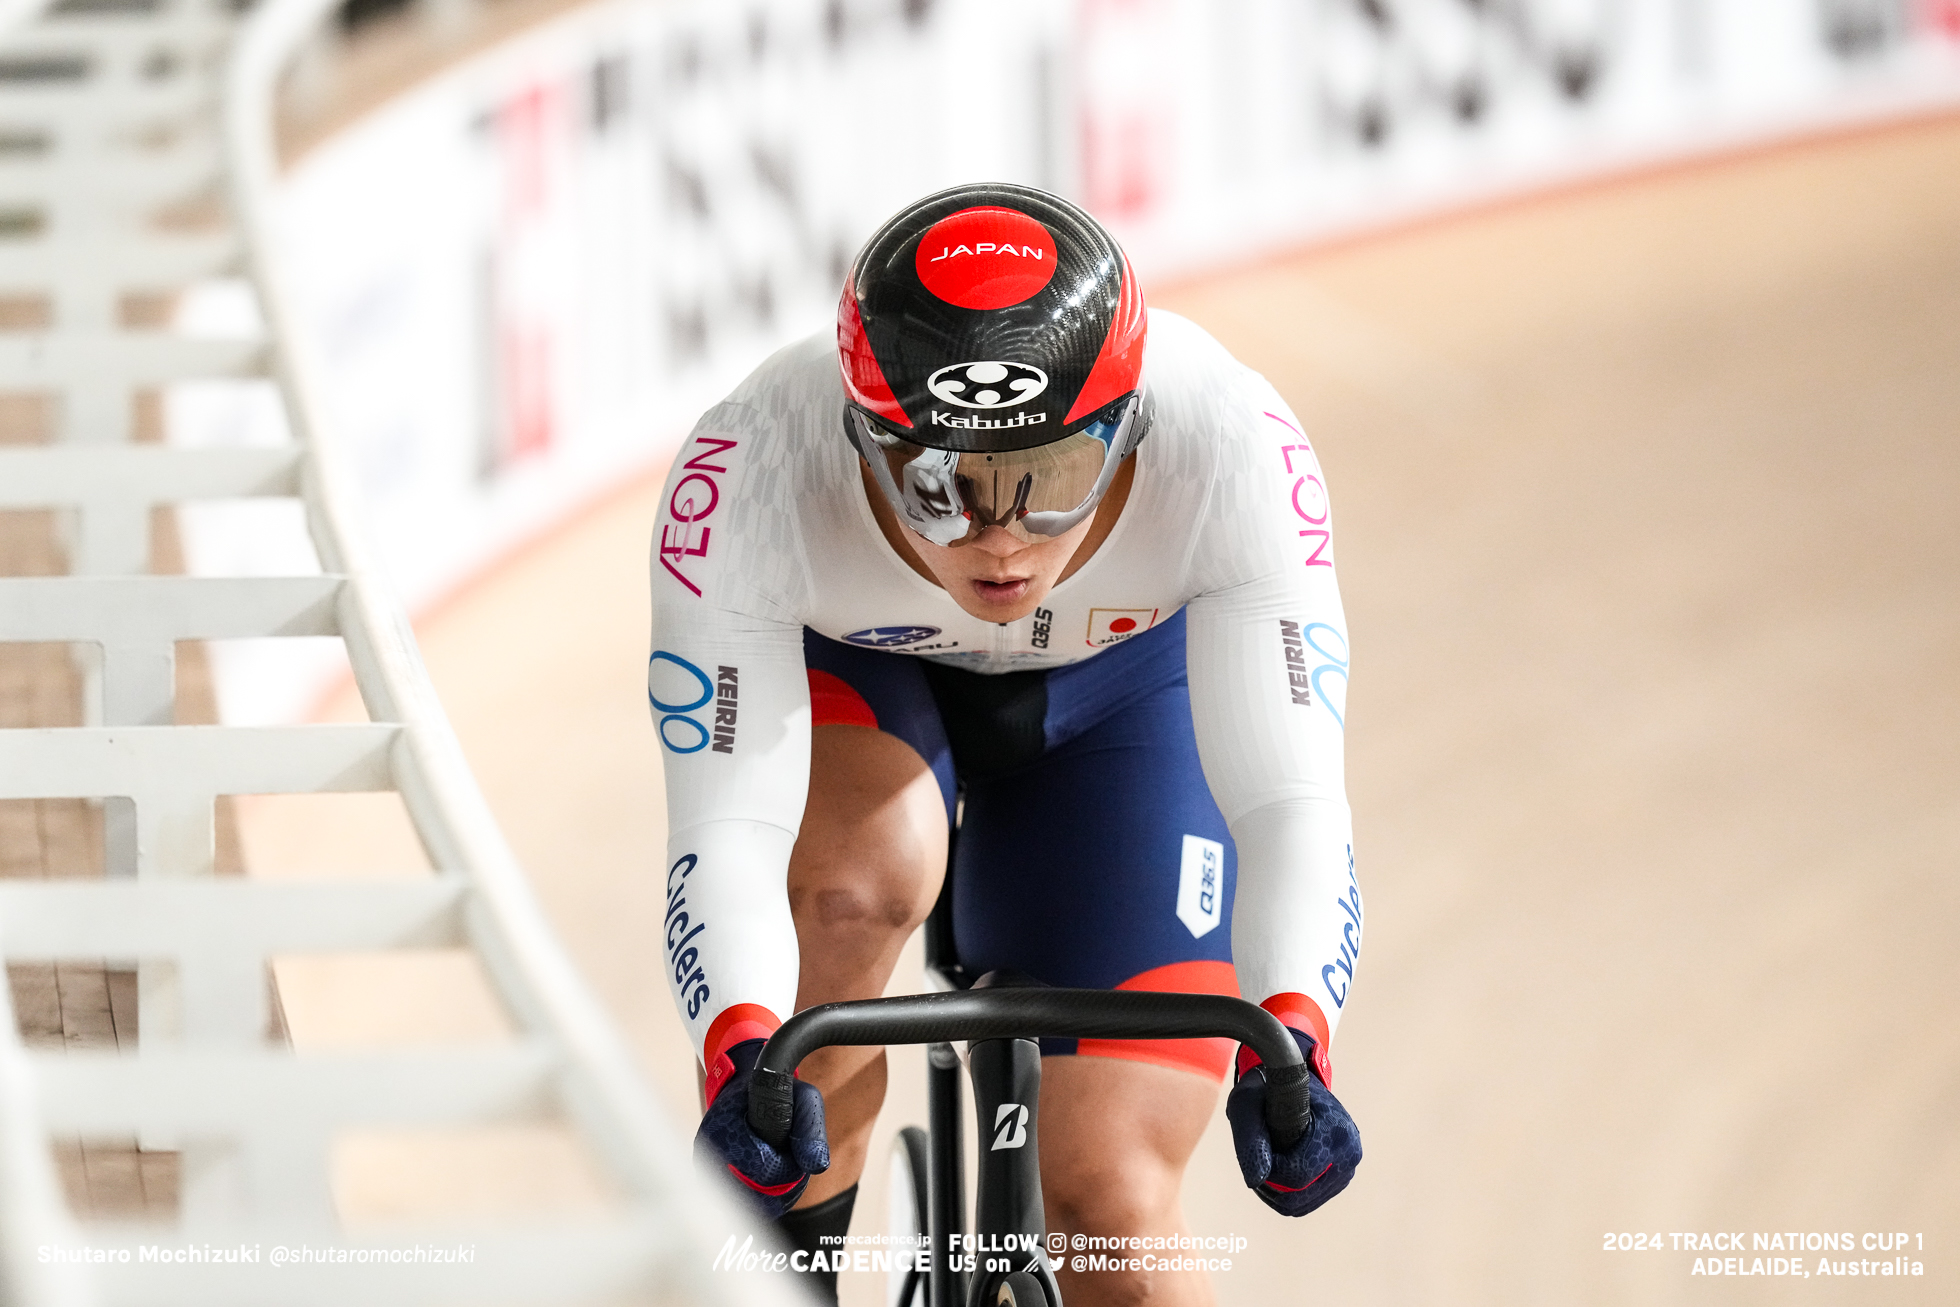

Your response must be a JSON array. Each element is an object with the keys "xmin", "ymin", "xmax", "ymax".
[{"xmin": 852, "ymin": 396, "xmax": 1139, "ymax": 547}]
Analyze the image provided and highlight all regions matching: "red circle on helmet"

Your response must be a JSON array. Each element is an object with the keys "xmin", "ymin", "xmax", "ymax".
[{"xmin": 914, "ymin": 207, "xmax": 1058, "ymax": 309}]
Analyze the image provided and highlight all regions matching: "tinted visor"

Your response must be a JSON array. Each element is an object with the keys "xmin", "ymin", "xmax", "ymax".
[{"xmin": 852, "ymin": 396, "xmax": 1139, "ymax": 547}]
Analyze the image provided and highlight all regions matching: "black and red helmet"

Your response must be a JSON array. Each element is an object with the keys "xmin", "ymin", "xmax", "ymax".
[
  {"xmin": 839, "ymin": 182, "xmax": 1146, "ymax": 452},
  {"xmin": 839, "ymin": 183, "xmax": 1149, "ymax": 545}
]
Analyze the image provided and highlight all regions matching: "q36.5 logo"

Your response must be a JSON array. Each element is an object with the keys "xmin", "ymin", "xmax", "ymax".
[{"xmin": 927, "ymin": 361, "xmax": 1047, "ymax": 409}]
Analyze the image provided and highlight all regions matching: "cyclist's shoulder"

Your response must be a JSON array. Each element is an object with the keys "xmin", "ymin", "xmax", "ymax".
[
  {"xmin": 1139, "ymin": 310, "xmax": 1292, "ymax": 480},
  {"xmin": 714, "ymin": 329, "xmax": 841, "ymax": 424},
  {"xmin": 653, "ymin": 332, "xmax": 856, "ymax": 610},
  {"xmin": 1145, "ymin": 309, "xmax": 1279, "ymax": 424},
  {"xmin": 1142, "ymin": 308, "xmax": 1256, "ymax": 384},
  {"xmin": 1137, "ymin": 316, "xmax": 1334, "ymax": 585},
  {"xmin": 673, "ymin": 329, "xmax": 854, "ymax": 498}
]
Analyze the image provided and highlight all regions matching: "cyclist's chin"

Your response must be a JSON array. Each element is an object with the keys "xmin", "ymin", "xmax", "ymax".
[{"xmin": 911, "ymin": 523, "xmax": 1085, "ymax": 624}]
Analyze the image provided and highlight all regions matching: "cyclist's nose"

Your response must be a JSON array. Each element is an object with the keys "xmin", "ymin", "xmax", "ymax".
[{"xmin": 965, "ymin": 525, "xmax": 1031, "ymax": 559}]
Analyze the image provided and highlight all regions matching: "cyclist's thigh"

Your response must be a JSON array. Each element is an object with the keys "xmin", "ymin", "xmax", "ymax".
[
  {"xmin": 802, "ymin": 629, "xmax": 956, "ymax": 820},
  {"xmin": 1040, "ymin": 1055, "xmax": 1219, "ymax": 1200},
  {"xmin": 953, "ymin": 612, "xmax": 1241, "ymax": 1081},
  {"xmin": 793, "ymin": 631, "xmax": 954, "ymax": 993}
]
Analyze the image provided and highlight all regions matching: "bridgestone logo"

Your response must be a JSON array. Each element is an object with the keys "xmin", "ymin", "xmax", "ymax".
[{"xmin": 1279, "ymin": 620, "xmax": 1311, "ymax": 706}]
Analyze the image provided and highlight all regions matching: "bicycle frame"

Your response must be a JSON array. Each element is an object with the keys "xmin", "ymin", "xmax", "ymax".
[{"xmin": 747, "ymin": 983, "xmax": 1313, "ymax": 1307}]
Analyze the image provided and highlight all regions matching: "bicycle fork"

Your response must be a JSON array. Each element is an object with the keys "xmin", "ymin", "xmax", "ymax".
[
  {"xmin": 927, "ymin": 1041, "xmax": 967, "ymax": 1307},
  {"xmin": 961, "ymin": 1037, "xmax": 1064, "ymax": 1306}
]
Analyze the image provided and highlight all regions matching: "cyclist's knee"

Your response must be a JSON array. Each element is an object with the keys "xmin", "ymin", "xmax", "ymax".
[
  {"xmin": 790, "ymin": 805, "xmax": 939, "ymax": 932},
  {"xmin": 1037, "ymin": 1056, "xmax": 1213, "ymax": 1238},
  {"xmin": 798, "ymin": 877, "xmax": 931, "ymax": 933},
  {"xmin": 792, "ymin": 725, "xmax": 945, "ymax": 939},
  {"xmin": 1042, "ymin": 1153, "xmax": 1182, "ymax": 1237}
]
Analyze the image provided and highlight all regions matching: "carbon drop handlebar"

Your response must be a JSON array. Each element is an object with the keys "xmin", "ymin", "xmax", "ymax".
[{"xmin": 744, "ymin": 987, "xmax": 1313, "ymax": 1151}]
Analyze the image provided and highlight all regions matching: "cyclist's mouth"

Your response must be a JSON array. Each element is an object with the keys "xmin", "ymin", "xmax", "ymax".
[{"xmin": 971, "ymin": 577, "xmax": 1030, "ymax": 605}]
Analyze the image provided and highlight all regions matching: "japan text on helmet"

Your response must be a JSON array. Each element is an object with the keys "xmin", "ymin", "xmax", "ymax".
[{"xmin": 837, "ymin": 183, "xmax": 1150, "ymax": 547}]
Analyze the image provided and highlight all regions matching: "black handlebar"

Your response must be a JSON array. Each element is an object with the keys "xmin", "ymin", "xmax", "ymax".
[{"xmin": 745, "ymin": 987, "xmax": 1313, "ymax": 1151}]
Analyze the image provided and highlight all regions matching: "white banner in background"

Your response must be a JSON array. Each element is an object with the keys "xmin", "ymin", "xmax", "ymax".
[{"xmin": 174, "ymin": 0, "xmax": 1960, "ymax": 723}]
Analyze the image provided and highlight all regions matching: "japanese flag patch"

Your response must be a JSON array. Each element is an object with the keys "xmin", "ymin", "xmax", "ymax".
[{"xmin": 1086, "ymin": 607, "xmax": 1158, "ymax": 647}]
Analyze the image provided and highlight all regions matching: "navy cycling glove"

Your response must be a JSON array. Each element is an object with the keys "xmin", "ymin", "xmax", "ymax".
[
  {"xmin": 1226, "ymin": 1027, "xmax": 1361, "ymax": 1217},
  {"xmin": 694, "ymin": 1038, "xmax": 830, "ymax": 1218}
]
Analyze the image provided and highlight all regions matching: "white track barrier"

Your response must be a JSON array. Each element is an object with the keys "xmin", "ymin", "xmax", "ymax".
[{"xmin": 0, "ymin": 0, "xmax": 792, "ymax": 1302}]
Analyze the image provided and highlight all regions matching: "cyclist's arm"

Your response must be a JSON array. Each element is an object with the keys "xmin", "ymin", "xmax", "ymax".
[
  {"xmin": 648, "ymin": 603, "xmax": 811, "ymax": 1092},
  {"xmin": 648, "ymin": 400, "xmax": 818, "ymax": 1095},
  {"xmin": 1184, "ymin": 385, "xmax": 1358, "ymax": 1085}
]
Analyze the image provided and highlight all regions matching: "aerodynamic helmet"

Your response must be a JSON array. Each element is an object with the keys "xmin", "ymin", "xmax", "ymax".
[{"xmin": 837, "ymin": 182, "xmax": 1149, "ymax": 547}]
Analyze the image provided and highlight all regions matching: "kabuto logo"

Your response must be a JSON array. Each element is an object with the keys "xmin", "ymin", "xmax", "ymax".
[
  {"xmin": 931, "ymin": 409, "xmax": 1046, "ymax": 430},
  {"xmin": 844, "ymin": 625, "xmax": 942, "ymax": 648},
  {"xmin": 927, "ymin": 361, "xmax": 1048, "ymax": 410}
]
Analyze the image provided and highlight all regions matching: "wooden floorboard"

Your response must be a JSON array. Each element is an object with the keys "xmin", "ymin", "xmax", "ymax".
[
  {"xmin": 7, "ymin": 965, "xmax": 62, "ymax": 1050},
  {"xmin": 53, "ymin": 963, "xmax": 114, "ymax": 1051},
  {"xmin": 107, "ymin": 966, "xmax": 139, "ymax": 1052},
  {"xmin": 0, "ymin": 482, "xmax": 254, "ymax": 1223}
]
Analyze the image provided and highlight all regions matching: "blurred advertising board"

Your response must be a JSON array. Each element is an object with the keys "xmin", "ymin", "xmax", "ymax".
[{"xmin": 173, "ymin": 0, "xmax": 1960, "ymax": 722}]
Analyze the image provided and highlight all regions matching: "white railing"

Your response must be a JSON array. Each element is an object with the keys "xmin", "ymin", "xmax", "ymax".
[{"xmin": 0, "ymin": 0, "xmax": 782, "ymax": 1301}]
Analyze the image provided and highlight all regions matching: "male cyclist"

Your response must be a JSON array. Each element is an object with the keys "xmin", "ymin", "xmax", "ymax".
[{"xmin": 650, "ymin": 184, "xmax": 1362, "ymax": 1307}]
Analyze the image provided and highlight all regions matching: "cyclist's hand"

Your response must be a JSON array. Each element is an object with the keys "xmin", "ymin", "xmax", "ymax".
[
  {"xmin": 1225, "ymin": 1028, "xmax": 1361, "ymax": 1217},
  {"xmin": 694, "ymin": 1038, "xmax": 829, "ymax": 1217}
]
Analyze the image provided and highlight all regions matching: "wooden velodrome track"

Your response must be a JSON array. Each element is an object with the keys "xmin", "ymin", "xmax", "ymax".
[
  {"xmin": 270, "ymin": 110, "xmax": 1960, "ymax": 1302},
  {"xmin": 5, "ymin": 106, "xmax": 1954, "ymax": 1306}
]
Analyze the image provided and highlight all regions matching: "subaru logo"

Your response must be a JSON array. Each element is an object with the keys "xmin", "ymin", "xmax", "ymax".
[
  {"xmin": 843, "ymin": 626, "xmax": 942, "ymax": 648},
  {"xmin": 927, "ymin": 361, "xmax": 1048, "ymax": 410}
]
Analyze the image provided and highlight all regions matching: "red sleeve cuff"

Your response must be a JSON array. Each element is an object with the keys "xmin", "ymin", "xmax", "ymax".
[
  {"xmin": 702, "ymin": 1003, "xmax": 781, "ymax": 1106},
  {"xmin": 1236, "ymin": 992, "xmax": 1334, "ymax": 1088}
]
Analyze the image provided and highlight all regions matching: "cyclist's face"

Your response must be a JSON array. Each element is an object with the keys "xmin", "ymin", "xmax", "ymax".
[
  {"xmin": 859, "ymin": 457, "xmax": 1129, "ymax": 624},
  {"xmin": 910, "ymin": 516, "xmax": 1096, "ymax": 623}
]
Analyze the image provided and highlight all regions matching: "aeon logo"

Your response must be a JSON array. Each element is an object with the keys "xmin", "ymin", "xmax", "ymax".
[{"xmin": 928, "ymin": 361, "xmax": 1047, "ymax": 410}]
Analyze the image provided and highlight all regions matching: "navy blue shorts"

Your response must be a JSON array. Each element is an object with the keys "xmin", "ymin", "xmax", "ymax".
[{"xmin": 803, "ymin": 609, "xmax": 1241, "ymax": 1079}]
